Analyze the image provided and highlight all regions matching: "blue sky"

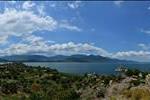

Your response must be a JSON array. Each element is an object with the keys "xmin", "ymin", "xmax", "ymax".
[{"xmin": 0, "ymin": 1, "xmax": 150, "ymax": 62}]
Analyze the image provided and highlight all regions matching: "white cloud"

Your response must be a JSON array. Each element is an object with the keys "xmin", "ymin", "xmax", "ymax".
[
  {"xmin": 0, "ymin": 8, "xmax": 57, "ymax": 38},
  {"xmin": 37, "ymin": 4, "xmax": 45, "ymax": 16},
  {"xmin": 49, "ymin": 3, "xmax": 56, "ymax": 8},
  {"xmin": 22, "ymin": 1, "xmax": 35, "ymax": 10},
  {"xmin": 2, "ymin": 38, "xmax": 150, "ymax": 62},
  {"xmin": 0, "ymin": 8, "xmax": 81, "ymax": 44},
  {"xmin": 7, "ymin": 1, "xmax": 16, "ymax": 5},
  {"xmin": 0, "ymin": 35, "xmax": 8, "ymax": 44},
  {"xmin": 138, "ymin": 43, "xmax": 150, "ymax": 50},
  {"xmin": 22, "ymin": 34, "xmax": 46, "ymax": 45},
  {"xmin": 48, "ymin": 42, "xmax": 110, "ymax": 56},
  {"xmin": 68, "ymin": 1, "xmax": 81, "ymax": 9},
  {"xmin": 112, "ymin": 50, "xmax": 150, "ymax": 62},
  {"xmin": 141, "ymin": 29, "xmax": 150, "ymax": 35},
  {"xmin": 5, "ymin": 43, "xmax": 30, "ymax": 55},
  {"xmin": 59, "ymin": 21, "xmax": 82, "ymax": 32},
  {"xmin": 113, "ymin": 51, "xmax": 150, "ymax": 57},
  {"xmin": 0, "ymin": 41, "xmax": 110, "ymax": 57},
  {"xmin": 114, "ymin": 1, "xmax": 124, "ymax": 6}
]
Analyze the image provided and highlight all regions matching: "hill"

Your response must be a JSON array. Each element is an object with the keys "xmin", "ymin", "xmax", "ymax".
[{"xmin": 1, "ymin": 54, "xmax": 137, "ymax": 63}]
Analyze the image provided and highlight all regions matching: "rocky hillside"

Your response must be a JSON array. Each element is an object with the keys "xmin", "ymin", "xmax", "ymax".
[{"xmin": 0, "ymin": 63, "xmax": 150, "ymax": 100}]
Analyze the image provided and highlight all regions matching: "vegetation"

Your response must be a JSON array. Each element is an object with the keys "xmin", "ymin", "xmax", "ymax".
[
  {"xmin": 0, "ymin": 63, "xmax": 150, "ymax": 100},
  {"xmin": 0, "ymin": 63, "xmax": 82, "ymax": 100}
]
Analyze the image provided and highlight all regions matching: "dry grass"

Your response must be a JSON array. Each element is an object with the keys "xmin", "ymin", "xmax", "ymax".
[{"xmin": 122, "ymin": 87, "xmax": 150, "ymax": 100}]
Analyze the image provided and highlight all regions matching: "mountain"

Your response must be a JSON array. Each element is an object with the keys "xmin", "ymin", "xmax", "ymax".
[
  {"xmin": 2, "ymin": 55, "xmax": 49, "ymax": 62},
  {"xmin": 62, "ymin": 55, "xmax": 137, "ymax": 63},
  {"xmin": 0, "ymin": 54, "xmax": 137, "ymax": 63},
  {"xmin": 0, "ymin": 58, "xmax": 7, "ymax": 62},
  {"xmin": 65, "ymin": 55, "xmax": 110, "ymax": 62}
]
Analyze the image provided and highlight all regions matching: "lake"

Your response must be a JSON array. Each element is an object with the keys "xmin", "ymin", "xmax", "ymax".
[{"xmin": 24, "ymin": 62, "xmax": 150, "ymax": 75}]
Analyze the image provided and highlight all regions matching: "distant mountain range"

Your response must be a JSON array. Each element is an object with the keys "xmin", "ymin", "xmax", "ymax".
[
  {"xmin": 0, "ymin": 54, "xmax": 138, "ymax": 63},
  {"xmin": 0, "ymin": 58, "xmax": 7, "ymax": 62}
]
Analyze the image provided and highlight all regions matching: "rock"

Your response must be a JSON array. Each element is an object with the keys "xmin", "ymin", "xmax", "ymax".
[{"xmin": 145, "ymin": 74, "xmax": 150, "ymax": 86}]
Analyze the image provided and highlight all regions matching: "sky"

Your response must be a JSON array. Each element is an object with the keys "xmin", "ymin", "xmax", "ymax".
[{"xmin": 0, "ymin": 1, "xmax": 150, "ymax": 62}]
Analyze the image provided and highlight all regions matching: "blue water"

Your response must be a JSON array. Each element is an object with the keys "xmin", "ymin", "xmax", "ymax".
[{"xmin": 24, "ymin": 62, "xmax": 150, "ymax": 75}]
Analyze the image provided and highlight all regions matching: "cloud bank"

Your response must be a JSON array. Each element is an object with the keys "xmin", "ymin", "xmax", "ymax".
[{"xmin": 0, "ymin": 1, "xmax": 149, "ymax": 62}]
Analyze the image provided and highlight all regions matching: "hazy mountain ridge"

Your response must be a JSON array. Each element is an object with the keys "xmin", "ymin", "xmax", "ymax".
[
  {"xmin": 0, "ymin": 58, "xmax": 7, "ymax": 62},
  {"xmin": 0, "ymin": 54, "xmax": 138, "ymax": 63}
]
